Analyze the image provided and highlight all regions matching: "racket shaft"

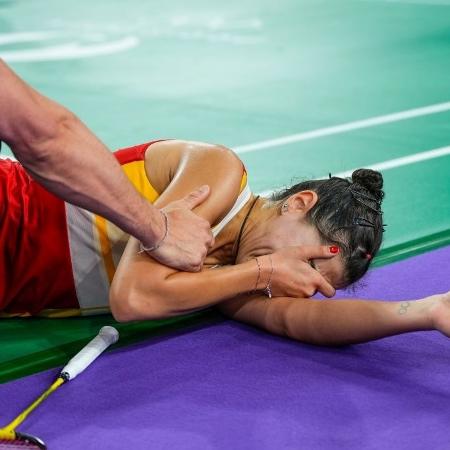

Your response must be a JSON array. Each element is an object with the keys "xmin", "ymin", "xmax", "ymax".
[
  {"xmin": 0, "ymin": 378, "xmax": 64, "ymax": 434},
  {"xmin": 0, "ymin": 326, "xmax": 118, "ymax": 445}
]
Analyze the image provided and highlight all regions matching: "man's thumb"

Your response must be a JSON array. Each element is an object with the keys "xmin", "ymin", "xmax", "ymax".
[{"xmin": 182, "ymin": 185, "xmax": 210, "ymax": 210}]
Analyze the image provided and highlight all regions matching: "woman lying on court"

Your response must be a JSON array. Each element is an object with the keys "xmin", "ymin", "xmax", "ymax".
[{"xmin": 1, "ymin": 139, "xmax": 449, "ymax": 345}]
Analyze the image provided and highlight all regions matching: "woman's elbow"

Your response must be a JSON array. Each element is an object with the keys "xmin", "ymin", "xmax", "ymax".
[
  {"xmin": 109, "ymin": 284, "xmax": 171, "ymax": 323},
  {"xmin": 109, "ymin": 292, "xmax": 133, "ymax": 323}
]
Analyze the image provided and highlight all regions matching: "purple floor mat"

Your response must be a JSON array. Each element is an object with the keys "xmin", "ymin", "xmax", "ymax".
[{"xmin": 1, "ymin": 247, "xmax": 449, "ymax": 450}]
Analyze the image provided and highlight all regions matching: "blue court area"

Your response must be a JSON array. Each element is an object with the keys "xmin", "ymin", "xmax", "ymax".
[{"xmin": 0, "ymin": 0, "xmax": 449, "ymax": 449}]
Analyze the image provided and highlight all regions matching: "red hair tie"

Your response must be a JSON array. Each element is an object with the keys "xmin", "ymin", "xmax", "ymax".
[{"xmin": 365, "ymin": 253, "xmax": 372, "ymax": 260}]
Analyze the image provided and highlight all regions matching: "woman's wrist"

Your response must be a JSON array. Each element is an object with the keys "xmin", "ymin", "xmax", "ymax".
[
  {"xmin": 419, "ymin": 296, "xmax": 442, "ymax": 330},
  {"xmin": 252, "ymin": 255, "xmax": 274, "ymax": 296}
]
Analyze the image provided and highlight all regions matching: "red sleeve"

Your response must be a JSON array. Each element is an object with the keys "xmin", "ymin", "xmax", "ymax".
[{"xmin": 114, "ymin": 140, "xmax": 169, "ymax": 165}]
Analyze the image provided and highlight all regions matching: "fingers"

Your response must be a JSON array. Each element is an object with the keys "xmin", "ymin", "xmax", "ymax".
[
  {"xmin": 313, "ymin": 273, "xmax": 336, "ymax": 298},
  {"xmin": 182, "ymin": 262, "xmax": 203, "ymax": 273},
  {"xmin": 196, "ymin": 223, "xmax": 215, "ymax": 252},
  {"xmin": 298, "ymin": 245, "xmax": 340, "ymax": 261},
  {"xmin": 298, "ymin": 265, "xmax": 335, "ymax": 298},
  {"xmin": 299, "ymin": 246, "xmax": 338, "ymax": 297},
  {"xmin": 188, "ymin": 244, "xmax": 210, "ymax": 272},
  {"xmin": 154, "ymin": 195, "xmax": 214, "ymax": 272},
  {"xmin": 180, "ymin": 185, "xmax": 211, "ymax": 211}
]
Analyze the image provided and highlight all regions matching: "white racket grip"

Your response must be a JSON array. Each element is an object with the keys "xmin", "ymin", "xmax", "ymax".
[{"xmin": 60, "ymin": 326, "xmax": 119, "ymax": 381}]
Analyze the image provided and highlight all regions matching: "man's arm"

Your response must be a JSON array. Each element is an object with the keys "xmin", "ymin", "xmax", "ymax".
[{"xmin": 0, "ymin": 60, "xmax": 213, "ymax": 271}]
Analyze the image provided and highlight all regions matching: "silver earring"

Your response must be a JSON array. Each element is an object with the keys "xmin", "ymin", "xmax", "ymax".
[{"xmin": 282, "ymin": 203, "xmax": 288, "ymax": 213}]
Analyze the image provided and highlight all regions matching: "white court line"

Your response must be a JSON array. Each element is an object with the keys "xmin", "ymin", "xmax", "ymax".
[
  {"xmin": 257, "ymin": 145, "xmax": 450, "ymax": 197},
  {"xmin": 2, "ymin": 144, "xmax": 450, "ymax": 200},
  {"xmin": 0, "ymin": 36, "xmax": 139, "ymax": 63},
  {"xmin": 0, "ymin": 32, "xmax": 60, "ymax": 45},
  {"xmin": 234, "ymin": 101, "xmax": 450, "ymax": 154}
]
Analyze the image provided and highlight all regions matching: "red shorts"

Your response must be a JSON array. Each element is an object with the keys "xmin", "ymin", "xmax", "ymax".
[{"xmin": 0, "ymin": 158, "xmax": 77, "ymax": 315}]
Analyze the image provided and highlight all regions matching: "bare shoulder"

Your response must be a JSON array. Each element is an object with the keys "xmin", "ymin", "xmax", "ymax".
[
  {"xmin": 143, "ymin": 139, "xmax": 246, "ymax": 226},
  {"xmin": 144, "ymin": 140, "xmax": 243, "ymax": 174}
]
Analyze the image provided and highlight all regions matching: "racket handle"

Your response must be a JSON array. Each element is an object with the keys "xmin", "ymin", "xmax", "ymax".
[{"xmin": 60, "ymin": 326, "xmax": 119, "ymax": 381}]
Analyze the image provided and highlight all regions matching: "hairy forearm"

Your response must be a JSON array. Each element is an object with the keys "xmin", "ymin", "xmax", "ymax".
[
  {"xmin": 18, "ymin": 117, "xmax": 165, "ymax": 245},
  {"xmin": 0, "ymin": 60, "xmax": 163, "ymax": 245}
]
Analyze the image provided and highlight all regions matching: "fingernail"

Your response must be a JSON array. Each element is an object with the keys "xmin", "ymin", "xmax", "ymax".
[
  {"xmin": 199, "ymin": 185, "xmax": 209, "ymax": 193},
  {"xmin": 329, "ymin": 246, "xmax": 340, "ymax": 254}
]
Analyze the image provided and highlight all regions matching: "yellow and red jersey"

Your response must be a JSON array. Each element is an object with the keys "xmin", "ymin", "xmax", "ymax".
[{"xmin": 0, "ymin": 141, "xmax": 250, "ymax": 317}]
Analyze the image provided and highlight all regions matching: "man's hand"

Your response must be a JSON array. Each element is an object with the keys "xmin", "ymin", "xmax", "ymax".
[
  {"xmin": 148, "ymin": 185, "xmax": 215, "ymax": 272},
  {"xmin": 263, "ymin": 246, "xmax": 338, "ymax": 298}
]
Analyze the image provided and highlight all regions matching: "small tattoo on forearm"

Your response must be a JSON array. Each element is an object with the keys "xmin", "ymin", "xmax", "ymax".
[{"xmin": 398, "ymin": 302, "xmax": 411, "ymax": 315}]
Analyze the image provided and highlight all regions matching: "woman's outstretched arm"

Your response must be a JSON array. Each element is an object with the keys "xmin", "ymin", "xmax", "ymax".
[{"xmin": 217, "ymin": 292, "xmax": 450, "ymax": 346}]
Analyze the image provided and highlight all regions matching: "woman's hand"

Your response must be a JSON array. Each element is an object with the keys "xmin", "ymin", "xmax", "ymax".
[{"xmin": 258, "ymin": 246, "xmax": 338, "ymax": 298}]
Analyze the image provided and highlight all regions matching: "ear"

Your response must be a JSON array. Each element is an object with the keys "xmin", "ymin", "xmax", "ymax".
[{"xmin": 282, "ymin": 190, "xmax": 318, "ymax": 215}]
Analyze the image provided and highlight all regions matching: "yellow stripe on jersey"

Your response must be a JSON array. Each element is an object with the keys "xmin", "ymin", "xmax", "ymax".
[
  {"xmin": 37, "ymin": 307, "xmax": 110, "ymax": 317},
  {"xmin": 94, "ymin": 215, "xmax": 115, "ymax": 284},
  {"xmin": 92, "ymin": 160, "xmax": 160, "ymax": 284},
  {"xmin": 121, "ymin": 160, "xmax": 160, "ymax": 203}
]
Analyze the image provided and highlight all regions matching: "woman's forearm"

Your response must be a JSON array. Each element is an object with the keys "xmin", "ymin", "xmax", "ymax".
[
  {"xmin": 113, "ymin": 261, "xmax": 270, "ymax": 321},
  {"xmin": 110, "ymin": 240, "xmax": 274, "ymax": 322},
  {"xmin": 162, "ymin": 261, "xmax": 264, "ymax": 313},
  {"xmin": 219, "ymin": 295, "xmax": 437, "ymax": 346},
  {"xmin": 283, "ymin": 298, "xmax": 434, "ymax": 345}
]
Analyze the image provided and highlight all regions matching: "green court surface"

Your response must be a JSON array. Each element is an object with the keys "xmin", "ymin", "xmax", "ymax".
[
  {"xmin": 0, "ymin": 311, "xmax": 223, "ymax": 384},
  {"xmin": 0, "ymin": 0, "xmax": 449, "ymax": 382}
]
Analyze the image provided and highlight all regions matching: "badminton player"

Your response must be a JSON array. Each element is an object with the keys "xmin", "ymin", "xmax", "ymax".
[{"xmin": 1, "ymin": 138, "xmax": 449, "ymax": 347}]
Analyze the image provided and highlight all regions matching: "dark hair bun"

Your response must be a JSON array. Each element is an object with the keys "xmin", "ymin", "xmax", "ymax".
[{"xmin": 351, "ymin": 169, "xmax": 384, "ymax": 199}]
